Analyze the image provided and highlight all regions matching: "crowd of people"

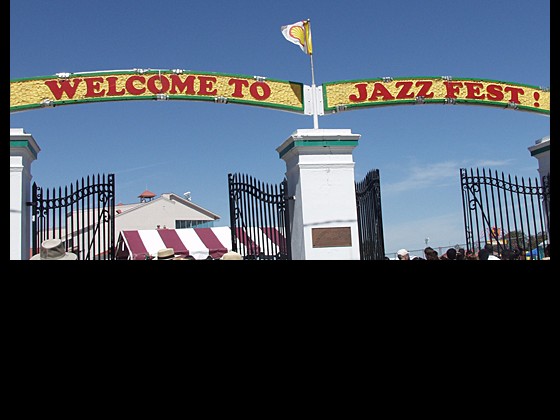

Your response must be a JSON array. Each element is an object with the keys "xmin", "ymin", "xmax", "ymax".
[
  {"xmin": 150, "ymin": 248, "xmax": 243, "ymax": 260},
  {"xmin": 29, "ymin": 238, "xmax": 549, "ymax": 261},
  {"xmin": 394, "ymin": 243, "xmax": 550, "ymax": 260}
]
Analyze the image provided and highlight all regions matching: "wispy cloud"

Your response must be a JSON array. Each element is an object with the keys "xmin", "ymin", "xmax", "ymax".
[
  {"xmin": 465, "ymin": 159, "xmax": 539, "ymax": 179},
  {"xmin": 113, "ymin": 161, "xmax": 168, "ymax": 175},
  {"xmin": 384, "ymin": 160, "xmax": 463, "ymax": 193},
  {"xmin": 382, "ymin": 157, "xmax": 523, "ymax": 194},
  {"xmin": 474, "ymin": 158, "xmax": 515, "ymax": 168}
]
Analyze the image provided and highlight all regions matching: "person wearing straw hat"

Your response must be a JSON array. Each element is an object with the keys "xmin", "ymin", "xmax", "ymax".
[
  {"xmin": 221, "ymin": 251, "xmax": 243, "ymax": 260},
  {"xmin": 156, "ymin": 248, "xmax": 176, "ymax": 260},
  {"xmin": 30, "ymin": 238, "xmax": 78, "ymax": 260},
  {"xmin": 156, "ymin": 248, "xmax": 196, "ymax": 260}
]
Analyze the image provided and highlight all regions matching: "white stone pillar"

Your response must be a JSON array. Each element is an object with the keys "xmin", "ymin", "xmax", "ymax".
[
  {"xmin": 277, "ymin": 129, "xmax": 361, "ymax": 260},
  {"xmin": 528, "ymin": 135, "xmax": 550, "ymax": 181},
  {"xmin": 10, "ymin": 128, "xmax": 41, "ymax": 260},
  {"xmin": 528, "ymin": 134, "xmax": 550, "ymax": 240}
]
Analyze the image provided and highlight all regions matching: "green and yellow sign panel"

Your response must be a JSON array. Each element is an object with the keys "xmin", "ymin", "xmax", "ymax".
[
  {"xmin": 10, "ymin": 71, "xmax": 549, "ymax": 117},
  {"xmin": 323, "ymin": 77, "xmax": 550, "ymax": 116},
  {"xmin": 10, "ymin": 70, "xmax": 305, "ymax": 114}
]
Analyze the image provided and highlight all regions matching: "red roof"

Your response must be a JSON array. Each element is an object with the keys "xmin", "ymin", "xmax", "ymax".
[{"xmin": 138, "ymin": 189, "xmax": 156, "ymax": 198}]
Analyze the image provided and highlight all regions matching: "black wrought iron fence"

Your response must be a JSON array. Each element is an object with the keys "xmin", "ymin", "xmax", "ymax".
[
  {"xmin": 460, "ymin": 168, "xmax": 550, "ymax": 260},
  {"xmin": 28, "ymin": 173, "xmax": 115, "ymax": 260},
  {"xmin": 355, "ymin": 169, "xmax": 385, "ymax": 260},
  {"xmin": 228, "ymin": 173, "xmax": 291, "ymax": 260}
]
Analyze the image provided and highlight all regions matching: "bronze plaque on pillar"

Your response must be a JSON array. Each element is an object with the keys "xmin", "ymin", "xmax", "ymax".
[{"xmin": 312, "ymin": 227, "xmax": 352, "ymax": 248}]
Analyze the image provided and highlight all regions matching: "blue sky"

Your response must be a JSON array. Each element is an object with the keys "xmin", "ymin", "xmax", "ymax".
[{"xmin": 10, "ymin": 0, "xmax": 550, "ymax": 256}]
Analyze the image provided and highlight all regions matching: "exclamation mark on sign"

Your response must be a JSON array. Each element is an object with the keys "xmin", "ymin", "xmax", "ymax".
[{"xmin": 533, "ymin": 92, "xmax": 540, "ymax": 108}]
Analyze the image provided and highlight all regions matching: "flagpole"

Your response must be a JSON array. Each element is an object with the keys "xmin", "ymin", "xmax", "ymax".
[
  {"xmin": 307, "ymin": 19, "xmax": 319, "ymax": 129},
  {"xmin": 310, "ymin": 53, "xmax": 319, "ymax": 129}
]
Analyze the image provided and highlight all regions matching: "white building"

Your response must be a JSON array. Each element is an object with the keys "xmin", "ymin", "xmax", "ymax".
[
  {"xmin": 115, "ymin": 190, "xmax": 220, "ymax": 232},
  {"xmin": 84, "ymin": 190, "xmax": 220, "ymax": 258},
  {"xmin": 39, "ymin": 190, "xmax": 222, "ymax": 259}
]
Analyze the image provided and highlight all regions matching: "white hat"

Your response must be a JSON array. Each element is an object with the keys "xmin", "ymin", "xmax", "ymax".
[
  {"xmin": 221, "ymin": 251, "xmax": 243, "ymax": 260},
  {"xmin": 156, "ymin": 248, "xmax": 175, "ymax": 259},
  {"xmin": 30, "ymin": 238, "xmax": 78, "ymax": 260},
  {"xmin": 397, "ymin": 249, "xmax": 409, "ymax": 256}
]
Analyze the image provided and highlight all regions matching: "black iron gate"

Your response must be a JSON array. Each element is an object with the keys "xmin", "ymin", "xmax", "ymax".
[
  {"xmin": 28, "ymin": 173, "xmax": 116, "ymax": 260},
  {"xmin": 355, "ymin": 169, "xmax": 386, "ymax": 260},
  {"xmin": 228, "ymin": 173, "xmax": 291, "ymax": 260},
  {"xmin": 461, "ymin": 168, "xmax": 550, "ymax": 259}
]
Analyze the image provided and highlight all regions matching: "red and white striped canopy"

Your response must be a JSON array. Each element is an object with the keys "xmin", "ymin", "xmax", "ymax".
[{"xmin": 116, "ymin": 226, "xmax": 286, "ymax": 260}]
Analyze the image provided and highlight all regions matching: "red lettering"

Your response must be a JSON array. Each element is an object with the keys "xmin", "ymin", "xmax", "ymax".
[
  {"xmin": 504, "ymin": 86, "xmax": 524, "ymax": 104},
  {"xmin": 229, "ymin": 78, "xmax": 249, "ymax": 98},
  {"xmin": 106, "ymin": 77, "xmax": 125, "ymax": 96},
  {"xmin": 486, "ymin": 84, "xmax": 504, "ymax": 101},
  {"xmin": 395, "ymin": 81, "xmax": 414, "ymax": 99},
  {"xmin": 349, "ymin": 83, "xmax": 368, "ymax": 102},
  {"xmin": 44, "ymin": 78, "xmax": 82, "ymax": 100},
  {"xmin": 126, "ymin": 76, "xmax": 146, "ymax": 95},
  {"xmin": 415, "ymin": 81, "xmax": 434, "ymax": 98},
  {"xmin": 249, "ymin": 82, "xmax": 270, "ymax": 100},
  {"xmin": 464, "ymin": 82, "xmax": 485, "ymax": 100},
  {"xmin": 444, "ymin": 81, "xmax": 463, "ymax": 98},
  {"xmin": 368, "ymin": 83, "xmax": 395, "ymax": 101},
  {"xmin": 169, "ymin": 75, "xmax": 196, "ymax": 95},
  {"xmin": 85, "ymin": 77, "xmax": 106, "ymax": 98},
  {"xmin": 198, "ymin": 76, "xmax": 217, "ymax": 95},
  {"xmin": 147, "ymin": 75, "xmax": 170, "ymax": 94}
]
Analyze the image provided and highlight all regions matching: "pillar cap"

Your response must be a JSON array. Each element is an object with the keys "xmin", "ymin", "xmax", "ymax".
[
  {"xmin": 289, "ymin": 128, "xmax": 360, "ymax": 141},
  {"xmin": 10, "ymin": 128, "xmax": 41, "ymax": 160},
  {"xmin": 277, "ymin": 128, "xmax": 360, "ymax": 159},
  {"xmin": 528, "ymin": 135, "xmax": 550, "ymax": 156}
]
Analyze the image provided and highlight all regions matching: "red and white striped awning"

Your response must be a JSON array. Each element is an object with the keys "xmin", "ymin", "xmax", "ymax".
[{"xmin": 116, "ymin": 226, "xmax": 286, "ymax": 260}]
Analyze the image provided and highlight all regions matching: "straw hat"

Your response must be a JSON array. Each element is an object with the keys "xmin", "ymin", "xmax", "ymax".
[
  {"xmin": 156, "ymin": 248, "xmax": 175, "ymax": 259},
  {"xmin": 221, "ymin": 251, "xmax": 243, "ymax": 260},
  {"xmin": 30, "ymin": 238, "xmax": 78, "ymax": 260}
]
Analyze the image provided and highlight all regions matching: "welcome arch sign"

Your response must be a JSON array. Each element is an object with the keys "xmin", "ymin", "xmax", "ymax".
[{"xmin": 9, "ymin": 69, "xmax": 550, "ymax": 117}]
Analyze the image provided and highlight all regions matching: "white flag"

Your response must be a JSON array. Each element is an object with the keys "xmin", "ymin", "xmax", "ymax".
[{"xmin": 281, "ymin": 20, "xmax": 312, "ymax": 55}]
